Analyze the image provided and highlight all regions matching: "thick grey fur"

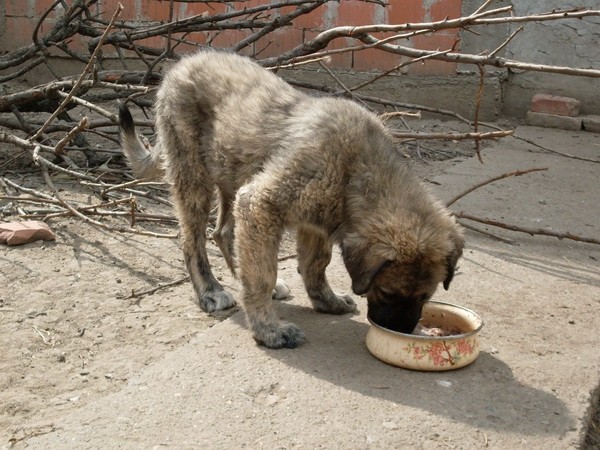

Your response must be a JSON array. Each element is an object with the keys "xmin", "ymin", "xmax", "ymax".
[{"xmin": 119, "ymin": 50, "xmax": 464, "ymax": 349}]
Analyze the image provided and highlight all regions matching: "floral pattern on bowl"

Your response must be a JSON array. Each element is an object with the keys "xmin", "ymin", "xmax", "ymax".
[
  {"xmin": 403, "ymin": 338, "xmax": 478, "ymax": 368},
  {"xmin": 366, "ymin": 301, "xmax": 483, "ymax": 371}
]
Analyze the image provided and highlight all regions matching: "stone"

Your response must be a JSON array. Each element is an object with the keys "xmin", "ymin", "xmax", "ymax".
[
  {"xmin": 526, "ymin": 111, "xmax": 582, "ymax": 131},
  {"xmin": 582, "ymin": 115, "xmax": 600, "ymax": 133},
  {"xmin": 531, "ymin": 94, "xmax": 580, "ymax": 117}
]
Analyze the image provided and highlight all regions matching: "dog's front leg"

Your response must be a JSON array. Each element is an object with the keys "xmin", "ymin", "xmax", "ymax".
[
  {"xmin": 297, "ymin": 225, "xmax": 357, "ymax": 314},
  {"xmin": 234, "ymin": 185, "xmax": 306, "ymax": 349}
]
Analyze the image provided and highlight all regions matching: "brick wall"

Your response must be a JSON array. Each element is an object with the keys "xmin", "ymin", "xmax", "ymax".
[{"xmin": 2, "ymin": 0, "xmax": 463, "ymax": 75}]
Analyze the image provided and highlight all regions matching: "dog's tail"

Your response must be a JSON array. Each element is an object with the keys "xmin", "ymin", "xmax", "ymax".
[{"xmin": 119, "ymin": 104, "xmax": 165, "ymax": 180}]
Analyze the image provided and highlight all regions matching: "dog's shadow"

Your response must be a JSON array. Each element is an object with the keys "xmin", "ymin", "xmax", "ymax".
[{"xmin": 232, "ymin": 302, "xmax": 572, "ymax": 436}]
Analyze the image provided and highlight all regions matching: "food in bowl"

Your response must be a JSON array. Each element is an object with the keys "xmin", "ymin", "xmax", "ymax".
[
  {"xmin": 413, "ymin": 323, "xmax": 459, "ymax": 337},
  {"xmin": 366, "ymin": 301, "xmax": 483, "ymax": 371}
]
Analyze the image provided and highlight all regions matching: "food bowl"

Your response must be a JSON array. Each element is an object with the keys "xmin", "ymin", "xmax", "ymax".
[{"xmin": 366, "ymin": 301, "xmax": 483, "ymax": 371}]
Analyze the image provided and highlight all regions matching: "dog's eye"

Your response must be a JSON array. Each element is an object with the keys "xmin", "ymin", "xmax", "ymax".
[{"xmin": 379, "ymin": 287, "xmax": 394, "ymax": 296}]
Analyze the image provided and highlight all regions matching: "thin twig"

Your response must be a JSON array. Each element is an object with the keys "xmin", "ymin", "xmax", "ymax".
[
  {"xmin": 81, "ymin": 181, "xmax": 173, "ymax": 206},
  {"xmin": 489, "ymin": 26, "xmax": 523, "ymax": 57},
  {"xmin": 379, "ymin": 111, "xmax": 421, "ymax": 121},
  {"xmin": 392, "ymin": 129, "xmax": 513, "ymax": 141},
  {"xmin": 512, "ymin": 135, "xmax": 600, "ymax": 164},
  {"xmin": 455, "ymin": 212, "xmax": 600, "ymax": 245},
  {"xmin": 317, "ymin": 60, "xmax": 372, "ymax": 110},
  {"xmin": 348, "ymin": 48, "xmax": 454, "ymax": 92},
  {"xmin": 56, "ymin": 91, "xmax": 119, "ymax": 122},
  {"xmin": 54, "ymin": 117, "xmax": 89, "ymax": 156},
  {"xmin": 473, "ymin": 0, "xmax": 496, "ymax": 16},
  {"xmin": 0, "ymin": 196, "xmax": 62, "ymax": 206},
  {"xmin": 446, "ymin": 167, "xmax": 548, "ymax": 207},
  {"xmin": 100, "ymin": 179, "xmax": 168, "ymax": 198},
  {"xmin": 126, "ymin": 276, "xmax": 190, "ymax": 299},
  {"xmin": 2, "ymin": 177, "xmax": 58, "ymax": 201},
  {"xmin": 458, "ymin": 220, "xmax": 517, "ymax": 244},
  {"xmin": 472, "ymin": 65, "xmax": 486, "ymax": 163},
  {"xmin": 271, "ymin": 55, "xmax": 332, "ymax": 70}
]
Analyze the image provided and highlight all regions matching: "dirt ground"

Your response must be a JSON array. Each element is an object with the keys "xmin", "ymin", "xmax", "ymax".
[{"xmin": 1, "ymin": 121, "xmax": 599, "ymax": 448}]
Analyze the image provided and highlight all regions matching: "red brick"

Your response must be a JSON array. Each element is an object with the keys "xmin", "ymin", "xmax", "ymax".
[
  {"xmin": 209, "ymin": 29, "xmax": 255, "ymax": 54},
  {"xmin": 335, "ymin": 1, "xmax": 375, "ymax": 26},
  {"xmin": 3, "ymin": 16, "xmax": 35, "ymax": 48},
  {"xmin": 173, "ymin": 31, "xmax": 208, "ymax": 55},
  {"xmin": 28, "ymin": 2, "xmax": 58, "ymax": 39},
  {"xmin": 353, "ymin": 42, "xmax": 402, "ymax": 72},
  {"xmin": 66, "ymin": 35, "xmax": 91, "ymax": 55},
  {"xmin": 177, "ymin": 1, "xmax": 227, "ymax": 19},
  {"xmin": 5, "ymin": 0, "xmax": 32, "ymax": 17},
  {"xmin": 239, "ymin": 0, "xmax": 267, "ymax": 9},
  {"xmin": 430, "ymin": 0, "xmax": 462, "ymax": 21},
  {"xmin": 135, "ymin": 35, "xmax": 167, "ymax": 52},
  {"xmin": 140, "ymin": 1, "xmax": 174, "ymax": 22},
  {"xmin": 410, "ymin": 33, "xmax": 458, "ymax": 75},
  {"xmin": 531, "ymin": 94, "xmax": 580, "ymax": 117},
  {"xmin": 99, "ymin": 0, "xmax": 137, "ymax": 21},
  {"xmin": 254, "ymin": 28, "xmax": 304, "ymax": 59},
  {"xmin": 292, "ymin": 5, "xmax": 327, "ymax": 30},
  {"xmin": 34, "ymin": 0, "xmax": 62, "ymax": 19},
  {"xmin": 388, "ymin": 0, "xmax": 425, "ymax": 24}
]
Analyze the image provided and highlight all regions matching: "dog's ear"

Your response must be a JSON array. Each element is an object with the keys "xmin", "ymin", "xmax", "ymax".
[
  {"xmin": 443, "ymin": 235, "xmax": 464, "ymax": 291},
  {"xmin": 341, "ymin": 234, "xmax": 394, "ymax": 295}
]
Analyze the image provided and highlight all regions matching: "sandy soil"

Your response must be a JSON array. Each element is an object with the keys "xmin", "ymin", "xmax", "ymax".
[
  {"xmin": 0, "ymin": 120, "xmax": 469, "ymax": 443},
  {"xmin": 1, "ymin": 122, "xmax": 599, "ymax": 448}
]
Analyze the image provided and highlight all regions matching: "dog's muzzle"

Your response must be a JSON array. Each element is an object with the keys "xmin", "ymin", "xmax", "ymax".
[{"xmin": 367, "ymin": 297, "xmax": 424, "ymax": 334}]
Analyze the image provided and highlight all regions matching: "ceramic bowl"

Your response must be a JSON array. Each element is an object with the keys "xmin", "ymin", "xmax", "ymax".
[{"xmin": 366, "ymin": 301, "xmax": 484, "ymax": 371}]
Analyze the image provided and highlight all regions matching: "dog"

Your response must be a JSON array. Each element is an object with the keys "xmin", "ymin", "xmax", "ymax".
[{"xmin": 119, "ymin": 50, "xmax": 464, "ymax": 349}]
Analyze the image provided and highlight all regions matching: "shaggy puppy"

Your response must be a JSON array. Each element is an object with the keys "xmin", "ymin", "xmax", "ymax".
[{"xmin": 119, "ymin": 50, "xmax": 463, "ymax": 349}]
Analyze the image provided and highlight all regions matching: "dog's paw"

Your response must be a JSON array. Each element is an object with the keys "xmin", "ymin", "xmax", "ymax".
[
  {"xmin": 199, "ymin": 289, "xmax": 236, "ymax": 312},
  {"xmin": 253, "ymin": 321, "xmax": 306, "ymax": 349},
  {"xmin": 272, "ymin": 279, "xmax": 291, "ymax": 300},
  {"xmin": 311, "ymin": 293, "xmax": 357, "ymax": 315}
]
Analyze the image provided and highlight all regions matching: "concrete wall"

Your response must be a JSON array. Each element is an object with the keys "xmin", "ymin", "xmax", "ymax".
[{"xmin": 461, "ymin": 0, "xmax": 600, "ymax": 117}]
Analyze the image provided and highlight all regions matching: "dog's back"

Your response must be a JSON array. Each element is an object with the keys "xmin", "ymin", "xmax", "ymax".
[
  {"xmin": 154, "ymin": 52, "xmax": 307, "ymax": 185},
  {"xmin": 121, "ymin": 51, "xmax": 386, "ymax": 186}
]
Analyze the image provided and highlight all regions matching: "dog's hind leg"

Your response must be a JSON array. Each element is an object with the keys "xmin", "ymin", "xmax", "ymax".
[
  {"xmin": 272, "ymin": 279, "xmax": 291, "ymax": 300},
  {"xmin": 176, "ymin": 182, "xmax": 236, "ymax": 312},
  {"xmin": 297, "ymin": 225, "xmax": 357, "ymax": 314},
  {"xmin": 212, "ymin": 187, "xmax": 237, "ymax": 276},
  {"xmin": 162, "ymin": 130, "xmax": 236, "ymax": 313}
]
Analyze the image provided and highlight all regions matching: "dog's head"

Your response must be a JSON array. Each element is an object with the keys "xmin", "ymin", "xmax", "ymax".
[{"xmin": 341, "ymin": 213, "xmax": 464, "ymax": 334}]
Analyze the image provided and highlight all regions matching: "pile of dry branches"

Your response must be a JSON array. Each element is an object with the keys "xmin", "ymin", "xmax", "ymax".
[{"xmin": 1, "ymin": 0, "xmax": 599, "ymax": 247}]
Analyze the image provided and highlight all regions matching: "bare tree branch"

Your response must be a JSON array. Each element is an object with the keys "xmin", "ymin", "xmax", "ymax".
[
  {"xmin": 446, "ymin": 167, "xmax": 549, "ymax": 207},
  {"xmin": 1, "ymin": 0, "xmax": 597, "ymax": 247},
  {"xmin": 455, "ymin": 212, "xmax": 600, "ymax": 245}
]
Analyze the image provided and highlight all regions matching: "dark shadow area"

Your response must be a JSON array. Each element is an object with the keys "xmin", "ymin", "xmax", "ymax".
[
  {"xmin": 233, "ymin": 302, "xmax": 573, "ymax": 436},
  {"xmin": 583, "ymin": 383, "xmax": 600, "ymax": 449},
  {"xmin": 465, "ymin": 239, "xmax": 600, "ymax": 288}
]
